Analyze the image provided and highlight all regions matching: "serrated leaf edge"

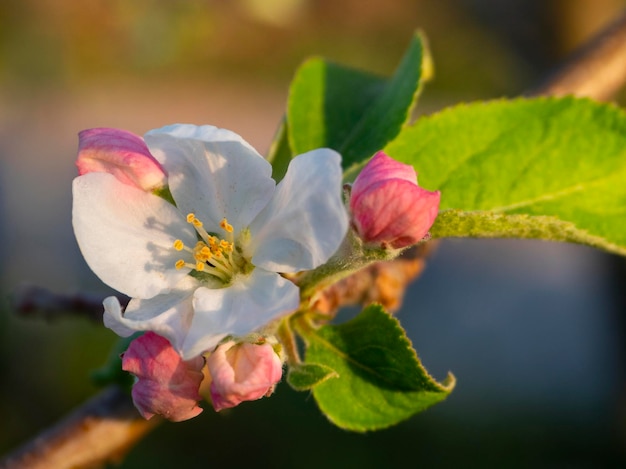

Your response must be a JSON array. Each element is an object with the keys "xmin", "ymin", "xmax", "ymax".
[{"xmin": 304, "ymin": 305, "xmax": 454, "ymax": 394}]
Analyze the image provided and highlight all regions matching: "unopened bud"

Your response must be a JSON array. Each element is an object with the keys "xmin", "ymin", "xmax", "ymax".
[
  {"xmin": 77, "ymin": 128, "xmax": 167, "ymax": 191},
  {"xmin": 122, "ymin": 332, "xmax": 205, "ymax": 422},
  {"xmin": 207, "ymin": 340, "xmax": 283, "ymax": 412},
  {"xmin": 350, "ymin": 151, "xmax": 440, "ymax": 249}
]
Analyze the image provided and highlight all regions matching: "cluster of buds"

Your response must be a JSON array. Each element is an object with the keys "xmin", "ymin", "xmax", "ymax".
[
  {"xmin": 123, "ymin": 332, "xmax": 283, "ymax": 419},
  {"xmin": 75, "ymin": 127, "xmax": 440, "ymax": 421}
]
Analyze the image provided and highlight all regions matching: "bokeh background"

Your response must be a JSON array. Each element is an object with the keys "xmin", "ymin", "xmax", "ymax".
[{"xmin": 2, "ymin": 0, "xmax": 626, "ymax": 467}]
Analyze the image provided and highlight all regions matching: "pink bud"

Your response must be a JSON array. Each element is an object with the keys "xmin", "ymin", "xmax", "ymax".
[
  {"xmin": 122, "ymin": 332, "xmax": 205, "ymax": 422},
  {"xmin": 77, "ymin": 128, "xmax": 167, "ymax": 191},
  {"xmin": 207, "ymin": 341, "xmax": 283, "ymax": 412},
  {"xmin": 350, "ymin": 151, "xmax": 440, "ymax": 249}
]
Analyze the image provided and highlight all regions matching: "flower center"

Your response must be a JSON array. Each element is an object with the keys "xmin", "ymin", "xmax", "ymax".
[{"xmin": 174, "ymin": 213, "xmax": 246, "ymax": 284}]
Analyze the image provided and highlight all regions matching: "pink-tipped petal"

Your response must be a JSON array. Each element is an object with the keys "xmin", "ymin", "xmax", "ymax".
[
  {"xmin": 350, "ymin": 151, "xmax": 440, "ymax": 249},
  {"xmin": 122, "ymin": 332, "xmax": 205, "ymax": 422},
  {"xmin": 207, "ymin": 341, "xmax": 283, "ymax": 412},
  {"xmin": 350, "ymin": 151, "xmax": 417, "ymax": 204},
  {"xmin": 77, "ymin": 128, "xmax": 167, "ymax": 191}
]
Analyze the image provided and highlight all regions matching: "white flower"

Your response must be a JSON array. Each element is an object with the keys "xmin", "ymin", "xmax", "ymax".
[{"xmin": 73, "ymin": 124, "xmax": 348, "ymax": 359}]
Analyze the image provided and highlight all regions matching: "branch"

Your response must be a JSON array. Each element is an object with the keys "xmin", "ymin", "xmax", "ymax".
[
  {"xmin": 528, "ymin": 9, "xmax": 626, "ymax": 100},
  {"xmin": 11, "ymin": 285, "xmax": 129, "ymax": 323},
  {"xmin": 0, "ymin": 387, "xmax": 160, "ymax": 469}
]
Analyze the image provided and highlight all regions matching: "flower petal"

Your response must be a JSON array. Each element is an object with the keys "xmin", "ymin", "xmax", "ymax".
[
  {"xmin": 350, "ymin": 151, "xmax": 417, "ymax": 202},
  {"xmin": 144, "ymin": 124, "xmax": 275, "ymax": 233},
  {"xmin": 77, "ymin": 128, "xmax": 167, "ymax": 191},
  {"xmin": 145, "ymin": 124, "xmax": 258, "ymax": 152},
  {"xmin": 73, "ymin": 172, "xmax": 196, "ymax": 298},
  {"xmin": 103, "ymin": 275, "xmax": 199, "ymax": 351},
  {"xmin": 248, "ymin": 149, "xmax": 348, "ymax": 272},
  {"xmin": 181, "ymin": 269, "xmax": 299, "ymax": 359}
]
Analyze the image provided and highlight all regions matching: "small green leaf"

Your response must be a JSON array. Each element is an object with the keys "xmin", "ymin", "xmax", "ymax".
[
  {"xmin": 385, "ymin": 97, "xmax": 626, "ymax": 255},
  {"xmin": 301, "ymin": 305, "xmax": 455, "ymax": 432},
  {"xmin": 287, "ymin": 31, "xmax": 428, "ymax": 173},
  {"xmin": 91, "ymin": 334, "xmax": 139, "ymax": 389},
  {"xmin": 286, "ymin": 362, "xmax": 339, "ymax": 391}
]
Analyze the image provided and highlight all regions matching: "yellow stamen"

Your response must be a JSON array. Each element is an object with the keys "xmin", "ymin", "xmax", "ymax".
[
  {"xmin": 173, "ymin": 213, "xmax": 242, "ymax": 282},
  {"xmin": 220, "ymin": 218, "xmax": 234, "ymax": 233}
]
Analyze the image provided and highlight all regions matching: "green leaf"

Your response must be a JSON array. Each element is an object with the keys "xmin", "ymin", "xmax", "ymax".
[
  {"xmin": 265, "ymin": 117, "xmax": 293, "ymax": 183},
  {"xmin": 91, "ymin": 334, "xmax": 139, "ymax": 389},
  {"xmin": 384, "ymin": 97, "xmax": 626, "ymax": 255},
  {"xmin": 301, "ymin": 305, "xmax": 455, "ymax": 432},
  {"xmin": 287, "ymin": 31, "xmax": 429, "ymax": 174},
  {"xmin": 286, "ymin": 362, "xmax": 339, "ymax": 391}
]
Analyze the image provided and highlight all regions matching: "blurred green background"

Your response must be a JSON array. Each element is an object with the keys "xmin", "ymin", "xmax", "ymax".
[{"xmin": 2, "ymin": 0, "xmax": 626, "ymax": 467}]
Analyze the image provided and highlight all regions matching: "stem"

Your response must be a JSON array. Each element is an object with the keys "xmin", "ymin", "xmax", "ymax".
[
  {"xmin": 297, "ymin": 231, "xmax": 399, "ymax": 301},
  {"xmin": 276, "ymin": 317, "xmax": 301, "ymax": 365},
  {"xmin": 291, "ymin": 312, "xmax": 318, "ymax": 342}
]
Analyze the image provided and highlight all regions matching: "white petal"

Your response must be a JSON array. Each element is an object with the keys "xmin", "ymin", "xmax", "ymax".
[
  {"xmin": 103, "ymin": 276, "xmax": 200, "ymax": 353},
  {"xmin": 144, "ymin": 125, "xmax": 275, "ymax": 234},
  {"xmin": 248, "ymin": 149, "xmax": 348, "ymax": 272},
  {"xmin": 181, "ymin": 269, "xmax": 299, "ymax": 359},
  {"xmin": 72, "ymin": 172, "xmax": 196, "ymax": 298},
  {"xmin": 146, "ymin": 124, "xmax": 257, "ymax": 152},
  {"xmin": 102, "ymin": 297, "xmax": 135, "ymax": 337}
]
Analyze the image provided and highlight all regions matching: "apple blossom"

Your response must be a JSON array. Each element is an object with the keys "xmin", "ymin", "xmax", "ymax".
[
  {"xmin": 122, "ymin": 332, "xmax": 204, "ymax": 422},
  {"xmin": 73, "ymin": 124, "xmax": 348, "ymax": 359},
  {"xmin": 349, "ymin": 151, "xmax": 440, "ymax": 249},
  {"xmin": 207, "ymin": 340, "xmax": 283, "ymax": 411}
]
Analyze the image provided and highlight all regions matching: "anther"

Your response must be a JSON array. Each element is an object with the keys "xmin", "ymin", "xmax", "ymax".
[
  {"xmin": 220, "ymin": 218, "xmax": 234, "ymax": 233},
  {"xmin": 175, "ymin": 259, "xmax": 185, "ymax": 270},
  {"xmin": 173, "ymin": 239, "xmax": 184, "ymax": 251}
]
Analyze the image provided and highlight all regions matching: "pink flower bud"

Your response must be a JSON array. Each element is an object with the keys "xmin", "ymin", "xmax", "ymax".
[
  {"xmin": 349, "ymin": 151, "xmax": 440, "ymax": 249},
  {"xmin": 122, "ymin": 332, "xmax": 205, "ymax": 422},
  {"xmin": 207, "ymin": 340, "xmax": 283, "ymax": 412},
  {"xmin": 77, "ymin": 128, "xmax": 167, "ymax": 191}
]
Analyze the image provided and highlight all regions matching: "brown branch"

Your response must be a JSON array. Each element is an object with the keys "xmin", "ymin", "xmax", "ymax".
[
  {"xmin": 0, "ymin": 387, "xmax": 160, "ymax": 469},
  {"xmin": 6, "ymin": 8, "xmax": 626, "ymax": 468},
  {"xmin": 11, "ymin": 285, "xmax": 129, "ymax": 323},
  {"xmin": 528, "ymin": 9, "xmax": 626, "ymax": 100}
]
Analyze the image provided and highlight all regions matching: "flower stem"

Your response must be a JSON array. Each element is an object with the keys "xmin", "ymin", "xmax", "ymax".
[
  {"xmin": 276, "ymin": 316, "xmax": 301, "ymax": 365},
  {"xmin": 296, "ymin": 230, "xmax": 400, "ymax": 302}
]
